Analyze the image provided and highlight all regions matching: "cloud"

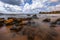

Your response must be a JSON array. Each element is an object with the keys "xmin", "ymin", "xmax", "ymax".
[
  {"xmin": 23, "ymin": 0, "xmax": 60, "ymax": 13},
  {"xmin": 0, "ymin": 0, "xmax": 23, "ymax": 6},
  {"xmin": 0, "ymin": 1, "xmax": 23, "ymax": 13},
  {"xmin": 23, "ymin": 0, "xmax": 48, "ymax": 13},
  {"xmin": 49, "ymin": 4, "xmax": 60, "ymax": 11},
  {"xmin": 23, "ymin": 1, "xmax": 44, "ymax": 11},
  {"xmin": 0, "ymin": 0, "xmax": 60, "ymax": 14},
  {"xmin": 50, "ymin": 0, "xmax": 59, "ymax": 2},
  {"xmin": 0, "ymin": 1, "xmax": 7, "ymax": 12}
]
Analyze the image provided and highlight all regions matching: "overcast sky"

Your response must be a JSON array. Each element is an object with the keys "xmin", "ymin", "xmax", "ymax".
[{"xmin": 0, "ymin": 0, "xmax": 60, "ymax": 14}]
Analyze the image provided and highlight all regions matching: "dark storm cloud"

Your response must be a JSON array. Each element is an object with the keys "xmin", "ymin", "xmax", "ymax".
[{"xmin": 0, "ymin": 0, "xmax": 21, "ymax": 5}]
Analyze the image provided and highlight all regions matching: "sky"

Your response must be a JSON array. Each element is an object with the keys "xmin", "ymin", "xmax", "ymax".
[{"xmin": 0, "ymin": 0, "xmax": 60, "ymax": 14}]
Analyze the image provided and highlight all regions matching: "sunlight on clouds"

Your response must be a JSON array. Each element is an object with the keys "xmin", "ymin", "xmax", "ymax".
[{"xmin": 50, "ymin": 0, "xmax": 58, "ymax": 2}]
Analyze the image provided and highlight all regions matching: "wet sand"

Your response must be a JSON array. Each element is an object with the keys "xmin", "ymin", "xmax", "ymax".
[{"xmin": 0, "ymin": 14, "xmax": 60, "ymax": 40}]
